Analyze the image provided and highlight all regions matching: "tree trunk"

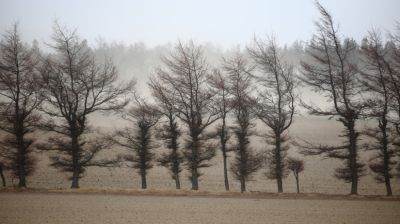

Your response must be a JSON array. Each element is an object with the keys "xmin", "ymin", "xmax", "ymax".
[
  {"xmin": 275, "ymin": 132, "xmax": 283, "ymax": 193},
  {"xmin": 295, "ymin": 173, "xmax": 300, "ymax": 193},
  {"xmin": 15, "ymin": 71, "xmax": 26, "ymax": 188},
  {"xmin": 222, "ymin": 150, "xmax": 230, "ymax": 191},
  {"xmin": 348, "ymin": 121, "xmax": 358, "ymax": 195},
  {"xmin": 17, "ymin": 151, "xmax": 26, "ymax": 188},
  {"xmin": 0, "ymin": 165, "xmax": 6, "ymax": 187},
  {"xmin": 172, "ymin": 121, "xmax": 181, "ymax": 190},
  {"xmin": 221, "ymin": 114, "xmax": 230, "ymax": 191},
  {"xmin": 71, "ymin": 129, "xmax": 80, "ymax": 189},
  {"xmin": 175, "ymin": 174, "xmax": 181, "ymax": 190},
  {"xmin": 381, "ymin": 117, "xmax": 393, "ymax": 196},
  {"xmin": 173, "ymin": 151, "xmax": 181, "ymax": 190},
  {"xmin": 18, "ymin": 172, "xmax": 26, "ymax": 187},
  {"xmin": 384, "ymin": 169, "xmax": 392, "ymax": 196},
  {"xmin": 71, "ymin": 170, "xmax": 80, "ymax": 189},
  {"xmin": 141, "ymin": 170, "xmax": 147, "ymax": 189},
  {"xmin": 191, "ymin": 168, "xmax": 198, "ymax": 190},
  {"xmin": 16, "ymin": 129, "xmax": 26, "ymax": 188},
  {"xmin": 240, "ymin": 176, "xmax": 246, "ymax": 193},
  {"xmin": 191, "ymin": 135, "xmax": 199, "ymax": 190},
  {"xmin": 382, "ymin": 141, "xmax": 392, "ymax": 196}
]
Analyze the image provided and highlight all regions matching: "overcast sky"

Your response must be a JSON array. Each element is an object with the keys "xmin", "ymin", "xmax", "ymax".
[{"xmin": 1, "ymin": 0, "xmax": 399, "ymax": 48}]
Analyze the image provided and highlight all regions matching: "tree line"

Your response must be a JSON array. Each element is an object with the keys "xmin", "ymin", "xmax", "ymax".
[{"xmin": 0, "ymin": 2, "xmax": 399, "ymax": 196}]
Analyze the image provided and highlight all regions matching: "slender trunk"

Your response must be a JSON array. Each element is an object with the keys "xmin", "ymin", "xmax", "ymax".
[
  {"xmin": 140, "ymin": 169, "xmax": 147, "ymax": 189},
  {"xmin": 295, "ymin": 173, "xmax": 300, "ymax": 193},
  {"xmin": 140, "ymin": 128, "xmax": 149, "ymax": 190},
  {"xmin": 17, "ymin": 169, "xmax": 26, "ymax": 187},
  {"xmin": 275, "ymin": 132, "xmax": 283, "ymax": 193},
  {"xmin": 171, "ymin": 117, "xmax": 181, "ymax": 190},
  {"xmin": 192, "ymin": 168, "xmax": 198, "ymax": 190},
  {"xmin": 191, "ymin": 134, "xmax": 199, "ymax": 190},
  {"xmin": 71, "ymin": 172, "xmax": 80, "ymax": 188},
  {"xmin": 240, "ymin": 176, "xmax": 246, "ymax": 193},
  {"xmin": 70, "ymin": 128, "xmax": 80, "ymax": 189},
  {"xmin": 348, "ymin": 120, "xmax": 358, "ymax": 195},
  {"xmin": 382, "ymin": 130, "xmax": 393, "ymax": 196},
  {"xmin": 223, "ymin": 150, "xmax": 229, "ymax": 191},
  {"xmin": 381, "ymin": 119, "xmax": 392, "ymax": 196},
  {"xmin": 381, "ymin": 61, "xmax": 393, "ymax": 197},
  {"xmin": 239, "ymin": 131, "xmax": 246, "ymax": 193},
  {"xmin": 71, "ymin": 165, "xmax": 80, "ymax": 188},
  {"xmin": 383, "ymin": 161, "xmax": 392, "ymax": 196},
  {"xmin": 15, "ymin": 54, "xmax": 26, "ymax": 188},
  {"xmin": 16, "ymin": 153, "xmax": 26, "ymax": 187},
  {"xmin": 16, "ymin": 122, "xmax": 26, "ymax": 188},
  {"xmin": 175, "ymin": 174, "xmax": 181, "ymax": 190},
  {"xmin": 0, "ymin": 165, "xmax": 6, "ymax": 187},
  {"xmin": 221, "ymin": 114, "xmax": 230, "ymax": 191},
  {"xmin": 173, "ymin": 150, "xmax": 181, "ymax": 190}
]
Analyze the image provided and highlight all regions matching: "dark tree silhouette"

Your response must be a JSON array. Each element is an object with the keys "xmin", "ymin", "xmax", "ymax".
[
  {"xmin": 208, "ymin": 69, "xmax": 233, "ymax": 191},
  {"xmin": 153, "ymin": 41, "xmax": 219, "ymax": 190},
  {"xmin": 111, "ymin": 97, "xmax": 160, "ymax": 189},
  {"xmin": 287, "ymin": 157, "xmax": 304, "ymax": 193},
  {"xmin": 0, "ymin": 24, "xmax": 42, "ymax": 187},
  {"xmin": 37, "ymin": 23, "xmax": 133, "ymax": 188},
  {"xmin": 299, "ymin": 1, "xmax": 365, "ymax": 195},
  {"xmin": 224, "ymin": 52, "xmax": 263, "ymax": 193},
  {"xmin": 385, "ymin": 23, "xmax": 400, "ymax": 177},
  {"xmin": 360, "ymin": 31, "xmax": 395, "ymax": 196},
  {"xmin": 149, "ymin": 78, "xmax": 183, "ymax": 189},
  {"xmin": 0, "ymin": 162, "xmax": 6, "ymax": 187},
  {"xmin": 248, "ymin": 36, "xmax": 295, "ymax": 193}
]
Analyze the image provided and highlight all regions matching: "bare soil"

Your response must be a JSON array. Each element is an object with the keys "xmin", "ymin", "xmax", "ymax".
[{"xmin": 1, "ymin": 191, "xmax": 399, "ymax": 224}]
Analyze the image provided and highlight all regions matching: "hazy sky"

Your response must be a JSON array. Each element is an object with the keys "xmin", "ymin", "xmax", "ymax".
[{"xmin": 0, "ymin": 0, "xmax": 399, "ymax": 48}]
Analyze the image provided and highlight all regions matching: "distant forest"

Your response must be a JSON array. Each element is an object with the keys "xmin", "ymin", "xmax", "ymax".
[{"xmin": 0, "ymin": 1, "xmax": 399, "ymax": 196}]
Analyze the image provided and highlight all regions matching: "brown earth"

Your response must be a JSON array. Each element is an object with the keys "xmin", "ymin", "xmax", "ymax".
[{"xmin": 1, "ymin": 191, "xmax": 399, "ymax": 224}]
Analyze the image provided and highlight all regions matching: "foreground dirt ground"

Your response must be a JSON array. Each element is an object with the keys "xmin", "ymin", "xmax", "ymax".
[{"xmin": 1, "ymin": 192, "xmax": 400, "ymax": 224}]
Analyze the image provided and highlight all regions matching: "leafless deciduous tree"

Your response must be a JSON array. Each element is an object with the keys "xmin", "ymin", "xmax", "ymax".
[
  {"xmin": 208, "ymin": 69, "xmax": 233, "ymax": 191},
  {"xmin": 224, "ymin": 52, "xmax": 263, "ymax": 193},
  {"xmin": 299, "ymin": 2, "xmax": 365, "ymax": 195},
  {"xmin": 360, "ymin": 31, "xmax": 396, "ymax": 196},
  {"xmin": 287, "ymin": 157, "xmax": 304, "ymax": 193},
  {"xmin": 37, "ymin": 23, "xmax": 133, "ymax": 188},
  {"xmin": 149, "ymin": 78, "xmax": 183, "ymax": 189},
  {"xmin": 386, "ymin": 23, "xmax": 400, "ymax": 177},
  {"xmin": 0, "ymin": 24, "xmax": 42, "ymax": 187},
  {"xmin": 248, "ymin": 36, "xmax": 295, "ymax": 193},
  {"xmin": 111, "ymin": 97, "xmax": 160, "ymax": 189},
  {"xmin": 153, "ymin": 41, "xmax": 218, "ymax": 190}
]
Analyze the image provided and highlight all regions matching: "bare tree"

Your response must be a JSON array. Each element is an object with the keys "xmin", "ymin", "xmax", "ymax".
[
  {"xmin": 359, "ymin": 31, "xmax": 396, "ymax": 196},
  {"xmin": 153, "ymin": 41, "xmax": 219, "ymax": 190},
  {"xmin": 248, "ymin": 36, "xmax": 295, "ymax": 193},
  {"xmin": 386, "ymin": 23, "xmax": 400, "ymax": 177},
  {"xmin": 0, "ymin": 24, "xmax": 42, "ymax": 187},
  {"xmin": 111, "ymin": 97, "xmax": 160, "ymax": 189},
  {"xmin": 224, "ymin": 52, "xmax": 263, "ymax": 192},
  {"xmin": 149, "ymin": 78, "xmax": 183, "ymax": 189},
  {"xmin": 208, "ymin": 69, "xmax": 233, "ymax": 191},
  {"xmin": 0, "ymin": 162, "xmax": 6, "ymax": 187},
  {"xmin": 287, "ymin": 157, "xmax": 304, "ymax": 193},
  {"xmin": 37, "ymin": 23, "xmax": 133, "ymax": 188},
  {"xmin": 299, "ymin": 1, "xmax": 365, "ymax": 195}
]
